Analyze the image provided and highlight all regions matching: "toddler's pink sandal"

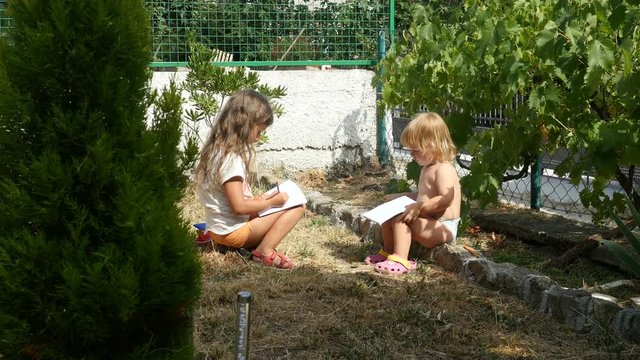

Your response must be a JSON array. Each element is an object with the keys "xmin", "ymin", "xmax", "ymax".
[
  {"xmin": 374, "ymin": 255, "xmax": 416, "ymax": 275},
  {"xmin": 364, "ymin": 249, "xmax": 390, "ymax": 265}
]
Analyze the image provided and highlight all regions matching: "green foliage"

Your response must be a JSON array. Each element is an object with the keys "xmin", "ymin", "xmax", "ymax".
[
  {"xmin": 377, "ymin": 0, "xmax": 640, "ymax": 222},
  {"xmin": 385, "ymin": 159, "xmax": 420, "ymax": 194},
  {"xmin": 406, "ymin": 160, "xmax": 421, "ymax": 185},
  {"xmin": 0, "ymin": 0, "xmax": 201, "ymax": 358},
  {"xmin": 394, "ymin": 0, "xmax": 462, "ymax": 37},
  {"xmin": 182, "ymin": 39, "xmax": 287, "ymax": 151},
  {"xmin": 386, "ymin": 178, "xmax": 412, "ymax": 194},
  {"xmin": 603, "ymin": 191, "xmax": 640, "ymax": 279}
]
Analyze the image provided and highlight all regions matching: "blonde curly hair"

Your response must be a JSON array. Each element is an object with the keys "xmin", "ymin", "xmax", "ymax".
[{"xmin": 400, "ymin": 112, "xmax": 456, "ymax": 163}]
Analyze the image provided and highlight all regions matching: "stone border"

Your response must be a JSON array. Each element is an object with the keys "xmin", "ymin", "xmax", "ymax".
[{"xmin": 305, "ymin": 190, "xmax": 640, "ymax": 343}]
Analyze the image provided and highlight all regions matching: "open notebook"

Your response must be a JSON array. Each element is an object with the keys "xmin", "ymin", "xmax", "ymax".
[
  {"xmin": 258, "ymin": 180, "xmax": 308, "ymax": 217},
  {"xmin": 361, "ymin": 196, "xmax": 416, "ymax": 225}
]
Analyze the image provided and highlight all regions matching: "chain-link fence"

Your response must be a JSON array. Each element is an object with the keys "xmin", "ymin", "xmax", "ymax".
[{"xmin": 386, "ymin": 110, "xmax": 634, "ymax": 223}]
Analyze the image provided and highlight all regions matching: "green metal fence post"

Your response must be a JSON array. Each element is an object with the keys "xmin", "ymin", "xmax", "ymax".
[
  {"xmin": 389, "ymin": 0, "xmax": 395, "ymax": 47},
  {"xmin": 377, "ymin": 30, "xmax": 388, "ymax": 167},
  {"xmin": 530, "ymin": 154, "xmax": 542, "ymax": 210}
]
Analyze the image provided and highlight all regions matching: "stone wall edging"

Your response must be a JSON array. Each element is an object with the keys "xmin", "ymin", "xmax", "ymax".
[{"xmin": 305, "ymin": 190, "xmax": 640, "ymax": 343}]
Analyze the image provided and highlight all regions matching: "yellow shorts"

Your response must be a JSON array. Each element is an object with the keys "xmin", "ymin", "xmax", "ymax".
[{"xmin": 209, "ymin": 222, "xmax": 252, "ymax": 248}]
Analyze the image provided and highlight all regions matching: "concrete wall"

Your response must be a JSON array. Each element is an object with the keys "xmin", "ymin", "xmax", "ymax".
[{"xmin": 151, "ymin": 68, "xmax": 378, "ymax": 173}]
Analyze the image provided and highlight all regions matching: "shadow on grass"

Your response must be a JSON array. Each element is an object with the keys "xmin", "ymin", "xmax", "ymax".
[{"xmin": 194, "ymin": 245, "xmax": 638, "ymax": 360}]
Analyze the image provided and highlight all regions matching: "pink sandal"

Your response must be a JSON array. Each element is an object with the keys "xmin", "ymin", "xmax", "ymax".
[
  {"xmin": 364, "ymin": 249, "xmax": 390, "ymax": 265},
  {"xmin": 251, "ymin": 249, "xmax": 294, "ymax": 269},
  {"xmin": 374, "ymin": 255, "xmax": 416, "ymax": 275}
]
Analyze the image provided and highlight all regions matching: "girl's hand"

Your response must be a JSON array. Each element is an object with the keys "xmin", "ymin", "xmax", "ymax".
[
  {"xmin": 269, "ymin": 192, "xmax": 289, "ymax": 206},
  {"xmin": 401, "ymin": 203, "xmax": 421, "ymax": 224}
]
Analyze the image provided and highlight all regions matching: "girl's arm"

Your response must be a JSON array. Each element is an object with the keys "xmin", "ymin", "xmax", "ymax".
[{"xmin": 224, "ymin": 177, "xmax": 287, "ymax": 215}]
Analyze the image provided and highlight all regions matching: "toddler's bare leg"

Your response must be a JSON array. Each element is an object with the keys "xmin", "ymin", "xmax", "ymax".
[
  {"xmin": 410, "ymin": 217, "xmax": 452, "ymax": 249},
  {"xmin": 390, "ymin": 215, "xmax": 412, "ymax": 260},
  {"xmin": 381, "ymin": 220, "xmax": 395, "ymax": 254}
]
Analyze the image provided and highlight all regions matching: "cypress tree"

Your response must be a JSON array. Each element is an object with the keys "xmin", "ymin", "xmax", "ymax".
[{"xmin": 0, "ymin": 1, "xmax": 201, "ymax": 358}]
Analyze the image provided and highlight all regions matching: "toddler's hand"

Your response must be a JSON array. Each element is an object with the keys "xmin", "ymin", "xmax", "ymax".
[{"xmin": 401, "ymin": 203, "xmax": 420, "ymax": 223}]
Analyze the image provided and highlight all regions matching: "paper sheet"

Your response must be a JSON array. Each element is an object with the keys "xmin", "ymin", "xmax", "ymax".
[
  {"xmin": 361, "ymin": 196, "xmax": 416, "ymax": 224},
  {"xmin": 258, "ymin": 180, "xmax": 308, "ymax": 217}
]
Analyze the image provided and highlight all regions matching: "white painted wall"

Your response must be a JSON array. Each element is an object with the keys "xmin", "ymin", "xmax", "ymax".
[{"xmin": 151, "ymin": 68, "xmax": 378, "ymax": 173}]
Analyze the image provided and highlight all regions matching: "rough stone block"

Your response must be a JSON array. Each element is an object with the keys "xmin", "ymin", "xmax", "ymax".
[
  {"xmin": 590, "ymin": 293, "xmax": 622, "ymax": 332},
  {"xmin": 429, "ymin": 244, "xmax": 472, "ymax": 274},
  {"xmin": 464, "ymin": 258, "xmax": 492, "ymax": 285},
  {"xmin": 519, "ymin": 275, "xmax": 555, "ymax": 310},
  {"xmin": 305, "ymin": 191, "xmax": 333, "ymax": 211},
  {"xmin": 612, "ymin": 308, "xmax": 640, "ymax": 343},
  {"xmin": 493, "ymin": 263, "xmax": 533, "ymax": 294},
  {"xmin": 544, "ymin": 285, "xmax": 594, "ymax": 333}
]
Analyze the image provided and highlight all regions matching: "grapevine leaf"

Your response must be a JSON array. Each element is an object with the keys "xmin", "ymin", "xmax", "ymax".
[{"xmin": 406, "ymin": 160, "xmax": 421, "ymax": 185}]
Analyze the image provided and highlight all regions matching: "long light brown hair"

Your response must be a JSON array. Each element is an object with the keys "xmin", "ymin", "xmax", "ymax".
[
  {"xmin": 195, "ymin": 89, "xmax": 273, "ymax": 189},
  {"xmin": 400, "ymin": 112, "xmax": 457, "ymax": 162}
]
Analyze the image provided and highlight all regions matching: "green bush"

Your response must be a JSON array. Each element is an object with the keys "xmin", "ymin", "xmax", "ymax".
[
  {"xmin": 181, "ymin": 38, "xmax": 287, "ymax": 153},
  {"xmin": 377, "ymin": 1, "xmax": 640, "ymax": 223},
  {"xmin": 0, "ymin": 1, "xmax": 201, "ymax": 358}
]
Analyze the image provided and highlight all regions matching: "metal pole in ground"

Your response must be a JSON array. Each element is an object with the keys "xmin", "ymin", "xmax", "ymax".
[
  {"xmin": 530, "ymin": 154, "xmax": 542, "ymax": 210},
  {"xmin": 235, "ymin": 290, "xmax": 252, "ymax": 360}
]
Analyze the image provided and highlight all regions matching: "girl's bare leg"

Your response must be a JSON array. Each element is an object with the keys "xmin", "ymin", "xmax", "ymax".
[{"xmin": 246, "ymin": 205, "xmax": 305, "ymax": 255}]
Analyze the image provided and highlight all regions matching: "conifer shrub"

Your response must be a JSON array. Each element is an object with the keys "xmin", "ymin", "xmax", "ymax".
[{"xmin": 0, "ymin": 1, "xmax": 201, "ymax": 358}]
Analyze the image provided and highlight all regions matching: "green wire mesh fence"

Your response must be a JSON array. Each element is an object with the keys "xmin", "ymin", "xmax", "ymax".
[
  {"xmin": 0, "ymin": 1, "xmax": 393, "ymax": 68},
  {"xmin": 0, "ymin": 1, "xmax": 9, "ymax": 39},
  {"xmin": 147, "ymin": 0, "xmax": 394, "ymax": 68}
]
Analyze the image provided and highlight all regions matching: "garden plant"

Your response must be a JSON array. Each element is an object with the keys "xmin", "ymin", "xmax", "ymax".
[
  {"xmin": 377, "ymin": 0, "xmax": 640, "ymax": 224},
  {"xmin": 604, "ymin": 188, "xmax": 640, "ymax": 279},
  {"xmin": 181, "ymin": 38, "xmax": 287, "ymax": 155}
]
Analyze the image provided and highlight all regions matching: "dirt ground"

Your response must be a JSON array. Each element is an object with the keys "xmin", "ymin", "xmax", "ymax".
[
  {"xmin": 292, "ymin": 166, "xmax": 639, "ymax": 297},
  {"xmin": 181, "ymin": 166, "xmax": 640, "ymax": 359}
]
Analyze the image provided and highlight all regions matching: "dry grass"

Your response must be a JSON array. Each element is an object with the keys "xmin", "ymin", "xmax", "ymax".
[{"xmin": 181, "ymin": 169, "xmax": 639, "ymax": 360}]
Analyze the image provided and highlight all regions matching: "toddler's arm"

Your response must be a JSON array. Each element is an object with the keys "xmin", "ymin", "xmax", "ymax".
[{"xmin": 415, "ymin": 164, "xmax": 458, "ymax": 215}]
